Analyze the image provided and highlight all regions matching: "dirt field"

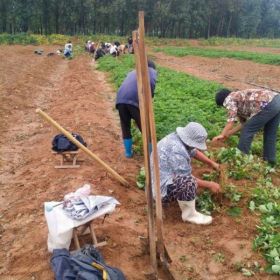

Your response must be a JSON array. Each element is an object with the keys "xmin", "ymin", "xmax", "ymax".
[
  {"xmin": 151, "ymin": 51, "xmax": 280, "ymax": 91},
  {"xmin": 0, "ymin": 45, "xmax": 279, "ymax": 280}
]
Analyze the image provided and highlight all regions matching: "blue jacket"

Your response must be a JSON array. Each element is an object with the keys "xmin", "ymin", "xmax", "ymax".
[
  {"xmin": 116, "ymin": 68, "xmax": 157, "ymax": 108},
  {"xmin": 51, "ymin": 246, "xmax": 126, "ymax": 280}
]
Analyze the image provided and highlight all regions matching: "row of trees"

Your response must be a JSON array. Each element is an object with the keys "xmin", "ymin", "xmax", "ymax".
[{"xmin": 1, "ymin": 0, "xmax": 280, "ymax": 38}]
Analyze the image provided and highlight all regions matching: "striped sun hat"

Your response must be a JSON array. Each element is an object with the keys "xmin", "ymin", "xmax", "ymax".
[{"xmin": 176, "ymin": 122, "xmax": 208, "ymax": 150}]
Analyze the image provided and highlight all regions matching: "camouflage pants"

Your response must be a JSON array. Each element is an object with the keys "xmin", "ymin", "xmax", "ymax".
[{"xmin": 163, "ymin": 175, "xmax": 197, "ymax": 202}]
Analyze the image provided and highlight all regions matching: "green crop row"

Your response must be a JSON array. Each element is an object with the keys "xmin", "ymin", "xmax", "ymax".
[
  {"xmin": 96, "ymin": 54, "xmax": 224, "ymax": 139},
  {"xmin": 200, "ymin": 37, "xmax": 280, "ymax": 48},
  {"xmin": 96, "ymin": 54, "xmax": 280, "ymax": 163},
  {"xmin": 154, "ymin": 46, "xmax": 280, "ymax": 65}
]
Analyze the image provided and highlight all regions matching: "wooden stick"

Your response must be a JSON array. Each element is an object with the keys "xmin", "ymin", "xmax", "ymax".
[
  {"xmin": 138, "ymin": 11, "xmax": 166, "ymax": 262},
  {"xmin": 36, "ymin": 108, "xmax": 130, "ymax": 187},
  {"xmin": 133, "ymin": 30, "xmax": 157, "ymax": 277}
]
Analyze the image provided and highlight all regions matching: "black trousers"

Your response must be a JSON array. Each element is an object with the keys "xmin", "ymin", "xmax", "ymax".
[{"xmin": 117, "ymin": 104, "xmax": 141, "ymax": 139}]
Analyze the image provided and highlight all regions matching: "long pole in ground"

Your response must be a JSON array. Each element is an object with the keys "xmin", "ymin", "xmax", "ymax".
[
  {"xmin": 138, "ymin": 11, "xmax": 166, "ymax": 262},
  {"xmin": 36, "ymin": 108, "xmax": 130, "ymax": 187},
  {"xmin": 133, "ymin": 31, "xmax": 157, "ymax": 277}
]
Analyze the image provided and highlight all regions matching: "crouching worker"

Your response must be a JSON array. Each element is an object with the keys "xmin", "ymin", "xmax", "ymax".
[
  {"xmin": 64, "ymin": 40, "xmax": 73, "ymax": 58},
  {"xmin": 116, "ymin": 60, "xmax": 157, "ymax": 158},
  {"xmin": 151, "ymin": 122, "xmax": 221, "ymax": 225},
  {"xmin": 213, "ymin": 88, "xmax": 280, "ymax": 164}
]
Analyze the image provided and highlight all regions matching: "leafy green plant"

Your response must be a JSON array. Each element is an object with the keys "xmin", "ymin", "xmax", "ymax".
[
  {"xmin": 202, "ymin": 171, "xmax": 219, "ymax": 181},
  {"xmin": 250, "ymin": 183, "xmax": 280, "ymax": 275},
  {"xmin": 227, "ymin": 207, "xmax": 242, "ymax": 217},
  {"xmin": 224, "ymin": 184, "xmax": 242, "ymax": 205},
  {"xmin": 213, "ymin": 252, "xmax": 225, "ymax": 263},
  {"xmin": 136, "ymin": 167, "xmax": 145, "ymax": 189},
  {"xmin": 196, "ymin": 190, "xmax": 217, "ymax": 215}
]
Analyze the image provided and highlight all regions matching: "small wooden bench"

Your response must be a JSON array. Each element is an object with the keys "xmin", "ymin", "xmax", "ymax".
[
  {"xmin": 72, "ymin": 219, "xmax": 107, "ymax": 249},
  {"xmin": 52, "ymin": 151, "xmax": 81, "ymax": 169}
]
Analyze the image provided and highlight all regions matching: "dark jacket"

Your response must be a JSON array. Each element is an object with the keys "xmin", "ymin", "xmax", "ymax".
[
  {"xmin": 51, "ymin": 246, "xmax": 126, "ymax": 280},
  {"xmin": 116, "ymin": 68, "xmax": 157, "ymax": 109}
]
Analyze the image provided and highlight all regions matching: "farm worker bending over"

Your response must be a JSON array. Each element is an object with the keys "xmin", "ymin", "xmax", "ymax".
[
  {"xmin": 64, "ymin": 40, "xmax": 73, "ymax": 57},
  {"xmin": 213, "ymin": 89, "xmax": 280, "ymax": 164},
  {"xmin": 116, "ymin": 60, "xmax": 157, "ymax": 158},
  {"xmin": 151, "ymin": 122, "xmax": 221, "ymax": 225}
]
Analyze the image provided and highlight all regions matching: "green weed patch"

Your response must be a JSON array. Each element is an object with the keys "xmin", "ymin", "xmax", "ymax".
[{"xmin": 200, "ymin": 37, "xmax": 280, "ymax": 48}]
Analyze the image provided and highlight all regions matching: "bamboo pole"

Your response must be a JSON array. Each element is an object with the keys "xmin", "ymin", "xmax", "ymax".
[
  {"xmin": 36, "ymin": 108, "xmax": 130, "ymax": 187},
  {"xmin": 133, "ymin": 31, "xmax": 157, "ymax": 277},
  {"xmin": 138, "ymin": 11, "xmax": 166, "ymax": 262}
]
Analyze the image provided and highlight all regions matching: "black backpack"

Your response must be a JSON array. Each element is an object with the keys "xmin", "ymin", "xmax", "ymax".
[{"xmin": 52, "ymin": 133, "xmax": 87, "ymax": 152}]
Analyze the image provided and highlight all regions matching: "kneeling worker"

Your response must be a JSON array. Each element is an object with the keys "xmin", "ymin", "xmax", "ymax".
[{"xmin": 151, "ymin": 122, "xmax": 221, "ymax": 225}]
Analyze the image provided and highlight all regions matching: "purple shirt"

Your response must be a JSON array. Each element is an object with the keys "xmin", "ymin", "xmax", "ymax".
[{"xmin": 116, "ymin": 68, "xmax": 157, "ymax": 108}]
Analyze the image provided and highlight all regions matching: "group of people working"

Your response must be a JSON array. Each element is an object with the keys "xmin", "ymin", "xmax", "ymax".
[
  {"xmin": 94, "ymin": 38, "xmax": 134, "ymax": 60},
  {"xmin": 115, "ymin": 60, "xmax": 280, "ymax": 225}
]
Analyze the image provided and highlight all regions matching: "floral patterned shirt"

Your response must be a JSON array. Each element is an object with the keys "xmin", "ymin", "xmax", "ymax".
[
  {"xmin": 223, "ymin": 89, "xmax": 278, "ymax": 123},
  {"xmin": 150, "ymin": 132, "xmax": 196, "ymax": 198}
]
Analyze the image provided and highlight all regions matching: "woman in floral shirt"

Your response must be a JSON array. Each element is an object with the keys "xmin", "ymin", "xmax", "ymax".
[
  {"xmin": 213, "ymin": 88, "xmax": 280, "ymax": 164},
  {"xmin": 151, "ymin": 122, "xmax": 220, "ymax": 225}
]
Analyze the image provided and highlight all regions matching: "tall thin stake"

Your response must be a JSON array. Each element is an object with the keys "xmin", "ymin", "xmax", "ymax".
[
  {"xmin": 133, "ymin": 31, "xmax": 157, "ymax": 277},
  {"xmin": 138, "ymin": 11, "xmax": 166, "ymax": 262}
]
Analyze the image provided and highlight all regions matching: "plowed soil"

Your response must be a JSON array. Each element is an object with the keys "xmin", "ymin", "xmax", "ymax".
[
  {"xmin": 151, "ymin": 51, "xmax": 280, "ymax": 90},
  {"xmin": 0, "ymin": 45, "xmax": 279, "ymax": 280}
]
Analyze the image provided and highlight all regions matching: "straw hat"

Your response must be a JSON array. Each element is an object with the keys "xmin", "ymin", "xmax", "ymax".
[{"xmin": 176, "ymin": 122, "xmax": 207, "ymax": 150}]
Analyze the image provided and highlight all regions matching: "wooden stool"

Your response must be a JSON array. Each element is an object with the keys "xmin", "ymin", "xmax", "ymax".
[
  {"xmin": 72, "ymin": 220, "xmax": 107, "ymax": 249},
  {"xmin": 52, "ymin": 151, "xmax": 80, "ymax": 169}
]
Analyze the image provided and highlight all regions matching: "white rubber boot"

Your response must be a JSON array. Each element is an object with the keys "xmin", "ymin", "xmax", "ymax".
[{"xmin": 177, "ymin": 200, "xmax": 212, "ymax": 225}]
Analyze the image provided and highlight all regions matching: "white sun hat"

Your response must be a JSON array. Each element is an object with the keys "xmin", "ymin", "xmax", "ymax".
[{"xmin": 176, "ymin": 122, "xmax": 208, "ymax": 150}]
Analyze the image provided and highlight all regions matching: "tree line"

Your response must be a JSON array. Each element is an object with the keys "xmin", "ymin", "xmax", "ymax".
[{"xmin": 1, "ymin": 0, "xmax": 280, "ymax": 39}]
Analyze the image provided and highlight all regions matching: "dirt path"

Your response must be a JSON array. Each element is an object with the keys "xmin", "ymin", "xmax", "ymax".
[
  {"xmin": 150, "ymin": 51, "xmax": 280, "ymax": 90},
  {"xmin": 0, "ymin": 46, "xmax": 148, "ymax": 279},
  {"xmin": 0, "ymin": 46, "xmax": 278, "ymax": 280}
]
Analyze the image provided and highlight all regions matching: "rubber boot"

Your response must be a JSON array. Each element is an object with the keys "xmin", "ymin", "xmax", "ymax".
[
  {"xmin": 123, "ymin": 138, "xmax": 133, "ymax": 158},
  {"xmin": 177, "ymin": 200, "xmax": 212, "ymax": 225}
]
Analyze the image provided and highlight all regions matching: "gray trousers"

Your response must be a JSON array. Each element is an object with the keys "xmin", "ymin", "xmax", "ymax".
[{"xmin": 238, "ymin": 95, "xmax": 280, "ymax": 163}]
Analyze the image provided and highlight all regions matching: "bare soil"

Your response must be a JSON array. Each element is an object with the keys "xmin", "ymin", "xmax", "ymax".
[
  {"xmin": 151, "ymin": 51, "xmax": 280, "ymax": 90},
  {"xmin": 0, "ymin": 45, "xmax": 279, "ymax": 280}
]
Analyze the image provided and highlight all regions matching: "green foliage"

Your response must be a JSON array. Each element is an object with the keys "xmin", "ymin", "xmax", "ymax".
[
  {"xmin": 97, "ymin": 55, "xmax": 280, "ymax": 164},
  {"xmin": 155, "ymin": 46, "xmax": 280, "ymax": 65},
  {"xmin": 154, "ymin": 67, "xmax": 224, "ymax": 139},
  {"xmin": 227, "ymin": 207, "xmax": 242, "ymax": 217},
  {"xmin": 200, "ymin": 37, "xmax": 280, "ymax": 48},
  {"xmin": 0, "ymin": 33, "xmax": 40, "ymax": 45},
  {"xmin": 136, "ymin": 167, "xmax": 146, "ymax": 190},
  {"xmin": 0, "ymin": 33, "xmax": 126, "ymax": 47},
  {"xmin": 216, "ymin": 147, "xmax": 270, "ymax": 180},
  {"xmin": 249, "ymin": 183, "xmax": 280, "ymax": 275},
  {"xmin": 196, "ymin": 190, "xmax": 217, "ymax": 215},
  {"xmin": 224, "ymin": 184, "xmax": 242, "ymax": 205},
  {"xmin": 96, "ymin": 55, "xmax": 135, "ymax": 90}
]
